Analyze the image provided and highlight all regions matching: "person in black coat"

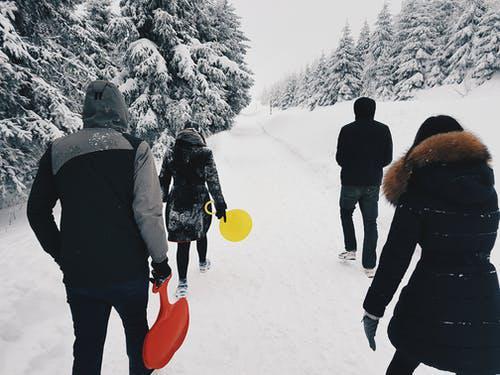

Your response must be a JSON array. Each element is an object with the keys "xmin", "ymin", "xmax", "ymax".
[
  {"xmin": 27, "ymin": 81, "xmax": 171, "ymax": 375},
  {"xmin": 362, "ymin": 116, "xmax": 500, "ymax": 375},
  {"xmin": 160, "ymin": 127, "xmax": 227, "ymax": 298},
  {"xmin": 336, "ymin": 97, "xmax": 393, "ymax": 276}
]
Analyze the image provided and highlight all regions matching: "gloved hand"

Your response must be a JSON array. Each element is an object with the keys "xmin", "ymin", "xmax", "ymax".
[
  {"xmin": 363, "ymin": 312, "xmax": 380, "ymax": 351},
  {"xmin": 216, "ymin": 208, "xmax": 227, "ymax": 222},
  {"xmin": 151, "ymin": 259, "xmax": 172, "ymax": 287}
]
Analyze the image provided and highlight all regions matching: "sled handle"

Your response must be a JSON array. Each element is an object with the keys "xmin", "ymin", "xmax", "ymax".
[
  {"xmin": 153, "ymin": 276, "xmax": 173, "ymax": 315},
  {"xmin": 204, "ymin": 200, "xmax": 216, "ymax": 216},
  {"xmin": 152, "ymin": 275, "xmax": 171, "ymax": 294}
]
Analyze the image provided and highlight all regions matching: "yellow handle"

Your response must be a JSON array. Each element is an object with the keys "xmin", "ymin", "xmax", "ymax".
[{"xmin": 204, "ymin": 201, "xmax": 216, "ymax": 215}]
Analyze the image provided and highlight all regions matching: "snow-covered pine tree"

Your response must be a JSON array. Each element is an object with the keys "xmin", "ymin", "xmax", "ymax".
[
  {"xmin": 356, "ymin": 20, "xmax": 371, "ymax": 64},
  {"xmin": 393, "ymin": 0, "xmax": 436, "ymax": 99},
  {"xmin": 427, "ymin": 0, "xmax": 462, "ymax": 87},
  {"xmin": 0, "ymin": 0, "xmax": 111, "ymax": 206},
  {"xmin": 444, "ymin": 0, "xmax": 488, "ymax": 84},
  {"xmin": 472, "ymin": 7, "xmax": 500, "ymax": 83},
  {"xmin": 206, "ymin": 0, "xmax": 253, "ymax": 121},
  {"xmin": 356, "ymin": 20, "xmax": 371, "ymax": 92},
  {"xmin": 308, "ymin": 53, "xmax": 330, "ymax": 109},
  {"xmin": 330, "ymin": 23, "xmax": 363, "ymax": 101},
  {"xmin": 317, "ymin": 50, "xmax": 339, "ymax": 107},
  {"xmin": 88, "ymin": 0, "xmax": 112, "ymax": 28},
  {"xmin": 116, "ymin": 0, "xmax": 252, "ymax": 154},
  {"xmin": 375, "ymin": 49, "xmax": 395, "ymax": 99},
  {"xmin": 280, "ymin": 74, "xmax": 300, "ymax": 109},
  {"xmin": 365, "ymin": 2, "xmax": 394, "ymax": 97}
]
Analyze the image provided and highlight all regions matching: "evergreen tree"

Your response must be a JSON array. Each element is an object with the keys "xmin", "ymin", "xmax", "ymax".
[
  {"xmin": 207, "ymin": 0, "xmax": 253, "ymax": 117},
  {"xmin": 308, "ymin": 53, "xmax": 330, "ymax": 109},
  {"xmin": 365, "ymin": 2, "xmax": 394, "ymax": 96},
  {"xmin": 444, "ymin": 0, "xmax": 488, "ymax": 84},
  {"xmin": 356, "ymin": 20, "xmax": 371, "ymax": 91},
  {"xmin": 375, "ymin": 49, "xmax": 395, "ymax": 99},
  {"xmin": 356, "ymin": 20, "xmax": 371, "ymax": 63},
  {"xmin": 393, "ymin": 0, "xmax": 435, "ymax": 99},
  {"xmin": 427, "ymin": 0, "xmax": 461, "ymax": 87},
  {"xmin": 0, "ymin": 0, "xmax": 111, "ymax": 206},
  {"xmin": 116, "ymin": 0, "xmax": 252, "ymax": 152},
  {"xmin": 331, "ymin": 23, "xmax": 363, "ymax": 101},
  {"xmin": 472, "ymin": 7, "xmax": 500, "ymax": 83},
  {"xmin": 317, "ymin": 50, "xmax": 339, "ymax": 106}
]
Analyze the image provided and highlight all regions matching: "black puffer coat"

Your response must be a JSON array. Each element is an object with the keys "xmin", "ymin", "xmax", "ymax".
[
  {"xmin": 160, "ymin": 129, "xmax": 226, "ymax": 242},
  {"xmin": 363, "ymin": 131, "xmax": 500, "ymax": 373}
]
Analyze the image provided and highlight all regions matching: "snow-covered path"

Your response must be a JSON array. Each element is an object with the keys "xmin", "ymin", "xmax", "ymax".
[{"xmin": 2, "ymin": 81, "xmax": 500, "ymax": 374}]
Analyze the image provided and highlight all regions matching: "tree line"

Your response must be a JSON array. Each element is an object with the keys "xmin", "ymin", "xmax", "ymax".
[
  {"xmin": 262, "ymin": 0, "xmax": 500, "ymax": 110},
  {"xmin": 0, "ymin": 0, "xmax": 253, "ymax": 207}
]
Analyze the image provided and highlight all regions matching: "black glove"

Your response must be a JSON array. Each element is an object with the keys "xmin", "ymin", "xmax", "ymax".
[
  {"xmin": 363, "ymin": 314, "xmax": 379, "ymax": 351},
  {"xmin": 215, "ymin": 207, "xmax": 227, "ymax": 222},
  {"xmin": 151, "ymin": 259, "xmax": 172, "ymax": 286}
]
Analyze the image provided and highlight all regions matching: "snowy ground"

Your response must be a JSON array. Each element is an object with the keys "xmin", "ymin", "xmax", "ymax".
[{"xmin": 1, "ymin": 79, "xmax": 499, "ymax": 374}]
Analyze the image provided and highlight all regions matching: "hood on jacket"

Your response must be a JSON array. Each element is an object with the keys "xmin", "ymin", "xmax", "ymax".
[
  {"xmin": 383, "ymin": 131, "xmax": 493, "ymax": 206},
  {"xmin": 354, "ymin": 97, "xmax": 376, "ymax": 120},
  {"xmin": 176, "ymin": 128, "xmax": 207, "ymax": 147},
  {"xmin": 82, "ymin": 80, "xmax": 129, "ymax": 131}
]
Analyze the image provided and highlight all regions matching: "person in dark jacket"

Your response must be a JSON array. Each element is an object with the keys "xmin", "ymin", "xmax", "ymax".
[
  {"xmin": 160, "ymin": 127, "xmax": 226, "ymax": 298},
  {"xmin": 362, "ymin": 116, "xmax": 500, "ymax": 375},
  {"xmin": 27, "ymin": 80, "xmax": 171, "ymax": 375},
  {"xmin": 336, "ymin": 97, "xmax": 393, "ymax": 277}
]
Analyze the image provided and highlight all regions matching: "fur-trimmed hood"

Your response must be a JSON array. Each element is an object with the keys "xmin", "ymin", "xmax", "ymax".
[{"xmin": 383, "ymin": 131, "xmax": 492, "ymax": 205}]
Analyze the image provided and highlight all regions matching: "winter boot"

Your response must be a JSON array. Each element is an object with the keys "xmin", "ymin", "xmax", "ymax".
[
  {"xmin": 338, "ymin": 251, "xmax": 356, "ymax": 261},
  {"xmin": 176, "ymin": 279, "xmax": 188, "ymax": 298},
  {"xmin": 199, "ymin": 259, "xmax": 211, "ymax": 273},
  {"xmin": 364, "ymin": 268, "xmax": 376, "ymax": 278}
]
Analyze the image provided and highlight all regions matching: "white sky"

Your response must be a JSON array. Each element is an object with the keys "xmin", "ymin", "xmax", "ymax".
[{"xmin": 229, "ymin": 0, "xmax": 404, "ymax": 95}]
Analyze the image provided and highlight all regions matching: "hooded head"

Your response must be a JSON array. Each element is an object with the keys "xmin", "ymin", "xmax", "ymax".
[
  {"xmin": 175, "ymin": 127, "xmax": 206, "ymax": 147},
  {"xmin": 82, "ymin": 80, "xmax": 129, "ymax": 131},
  {"xmin": 354, "ymin": 97, "xmax": 376, "ymax": 120}
]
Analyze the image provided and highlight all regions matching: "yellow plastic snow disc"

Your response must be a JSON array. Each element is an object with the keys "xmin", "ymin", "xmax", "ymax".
[{"xmin": 219, "ymin": 209, "xmax": 253, "ymax": 242}]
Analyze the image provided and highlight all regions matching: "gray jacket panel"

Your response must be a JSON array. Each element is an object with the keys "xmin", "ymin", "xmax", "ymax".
[
  {"xmin": 133, "ymin": 141, "xmax": 169, "ymax": 263},
  {"xmin": 51, "ymin": 128, "xmax": 133, "ymax": 175}
]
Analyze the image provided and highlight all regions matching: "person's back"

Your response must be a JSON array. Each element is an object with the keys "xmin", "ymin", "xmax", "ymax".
[
  {"xmin": 159, "ymin": 127, "xmax": 227, "ymax": 298},
  {"xmin": 336, "ymin": 97, "xmax": 393, "ymax": 276},
  {"xmin": 336, "ymin": 119, "xmax": 392, "ymax": 186},
  {"xmin": 27, "ymin": 81, "xmax": 171, "ymax": 375},
  {"xmin": 363, "ymin": 117, "xmax": 500, "ymax": 375}
]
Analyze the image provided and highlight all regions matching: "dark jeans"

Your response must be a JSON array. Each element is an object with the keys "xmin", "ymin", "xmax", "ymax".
[
  {"xmin": 177, "ymin": 236, "xmax": 208, "ymax": 280},
  {"xmin": 387, "ymin": 351, "xmax": 495, "ymax": 375},
  {"xmin": 66, "ymin": 279, "xmax": 152, "ymax": 375},
  {"xmin": 339, "ymin": 185, "xmax": 379, "ymax": 269}
]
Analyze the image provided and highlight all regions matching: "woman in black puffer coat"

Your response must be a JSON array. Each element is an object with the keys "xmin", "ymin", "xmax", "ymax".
[
  {"xmin": 160, "ymin": 127, "xmax": 227, "ymax": 297},
  {"xmin": 362, "ymin": 116, "xmax": 500, "ymax": 375}
]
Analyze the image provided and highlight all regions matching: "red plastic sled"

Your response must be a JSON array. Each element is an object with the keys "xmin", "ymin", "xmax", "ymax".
[{"xmin": 143, "ymin": 277, "xmax": 190, "ymax": 369}]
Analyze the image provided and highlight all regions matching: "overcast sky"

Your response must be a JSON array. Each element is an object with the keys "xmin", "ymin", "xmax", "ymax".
[{"xmin": 229, "ymin": 0, "xmax": 404, "ymax": 96}]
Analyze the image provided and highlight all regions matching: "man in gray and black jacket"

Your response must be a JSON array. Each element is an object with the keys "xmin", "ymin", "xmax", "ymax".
[{"xmin": 27, "ymin": 80, "xmax": 170, "ymax": 375}]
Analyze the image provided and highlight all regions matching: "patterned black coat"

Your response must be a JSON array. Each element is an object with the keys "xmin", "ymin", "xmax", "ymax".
[
  {"xmin": 160, "ymin": 129, "xmax": 226, "ymax": 242},
  {"xmin": 363, "ymin": 131, "xmax": 500, "ymax": 373}
]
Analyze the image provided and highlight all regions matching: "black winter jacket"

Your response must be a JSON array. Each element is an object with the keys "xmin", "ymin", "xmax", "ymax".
[
  {"xmin": 363, "ymin": 131, "xmax": 500, "ymax": 373},
  {"xmin": 160, "ymin": 129, "xmax": 226, "ymax": 242},
  {"xmin": 336, "ymin": 120, "xmax": 393, "ymax": 186},
  {"xmin": 27, "ymin": 81, "xmax": 168, "ymax": 287}
]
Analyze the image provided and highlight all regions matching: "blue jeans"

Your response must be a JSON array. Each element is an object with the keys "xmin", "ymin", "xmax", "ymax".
[
  {"xmin": 339, "ymin": 185, "xmax": 380, "ymax": 269},
  {"xmin": 66, "ymin": 279, "xmax": 152, "ymax": 375}
]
